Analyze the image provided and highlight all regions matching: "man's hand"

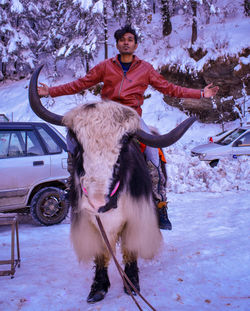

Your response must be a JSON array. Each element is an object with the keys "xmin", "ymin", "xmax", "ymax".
[
  {"xmin": 37, "ymin": 82, "xmax": 49, "ymax": 97},
  {"xmin": 204, "ymin": 83, "xmax": 219, "ymax": 98}
]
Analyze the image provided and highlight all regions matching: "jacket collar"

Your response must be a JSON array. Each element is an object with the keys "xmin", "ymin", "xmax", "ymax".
[{"xmin": 112, "ymin": 54, "xmax": 141, "ymax": 65}]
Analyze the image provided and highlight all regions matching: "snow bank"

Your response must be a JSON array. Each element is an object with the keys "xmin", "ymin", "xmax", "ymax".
[{"xmin": 165, "ymin": 145, "xmax": 250, "ymax": 193}]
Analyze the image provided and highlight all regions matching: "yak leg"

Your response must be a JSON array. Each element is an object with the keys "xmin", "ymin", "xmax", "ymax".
[
  {"xmin": 122, "ymin": 250, "xmax": 140, "ymax": 295},
  {"xmin": 87, "ymin": 254, "xmax": 111, "ymax": 304}
]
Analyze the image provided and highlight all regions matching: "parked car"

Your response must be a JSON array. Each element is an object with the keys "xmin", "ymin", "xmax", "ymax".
[
  {"xmin": 0, "ymin": 122, "xmax": 69, "ymax": 225},
  {"xmin": 191, "ymin": 126, "xmax": 250, "ymax": 167},
  {"xmin": 208, "ymin": 128, "xmax": 235, "ymax": 143}
]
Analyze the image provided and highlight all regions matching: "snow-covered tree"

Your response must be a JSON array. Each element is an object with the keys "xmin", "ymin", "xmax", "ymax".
[
  {"xmin": 36, "ymin": 0, "xmax": 104, "ymax": 76},
  {"xmin": 90, "ymin": 0, "xmax": 114, "ymax": 60},
  {"xmin": 177, "ymin": 0, "xmax": 220, "ymax": 45},
  {"xmin": 0, "ymin": 0, "xmax": 37, "ymax": 80},
  {"xmin": 112, "ymin": 0, "xmax": 150, "ymax": 31}
]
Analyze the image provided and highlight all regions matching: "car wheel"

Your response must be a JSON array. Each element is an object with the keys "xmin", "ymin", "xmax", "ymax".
[
  {"xmin": 30, "ymin": 187, "xmax": 69, "ymax": 225},
  {"xmin": 209, "ymin": 159, "xmax": 219, "ymax": 168}
]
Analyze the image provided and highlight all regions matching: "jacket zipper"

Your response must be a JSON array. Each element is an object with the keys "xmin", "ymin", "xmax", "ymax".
[
  {"xmin": 114, "ymin": 60, "xmax": 139, "ymax": 98},
  {"xmin": 118, "ymin": 75, "xmax": 125, "ymax": 98}
]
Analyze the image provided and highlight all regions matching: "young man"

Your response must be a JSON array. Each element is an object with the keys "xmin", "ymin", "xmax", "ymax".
[{"xmin": 38, "ymin": 25, "xmax": 219, "ymax": 230}]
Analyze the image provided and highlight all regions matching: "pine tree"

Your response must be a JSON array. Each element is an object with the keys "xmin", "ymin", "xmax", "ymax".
[
  {"xmin": 179, "ymin": 0, "xmax": 214, "ymax": 45},
  {"xmin": 0, "ymin": 0, "xmax": 37, "ymax": 80},
  {"xmin": 37, "ymin": 0, "xmax": 104, "ymax": 76},
  {"xmin": 112, "ymin": 0, "xmax": 149, "ymax": 30}
]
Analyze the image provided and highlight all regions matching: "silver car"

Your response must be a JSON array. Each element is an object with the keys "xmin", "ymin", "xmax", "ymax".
[
  {"xmin": 0, "ymin": 122, "xmax": 69, "ymax": 225},
  {"xmin": 208, "ymin": 128, "xmax": 235, "ymax": 143},
  {"xmin": 191, "ymin": 126, "xmax": 250, "ymax": 167}
]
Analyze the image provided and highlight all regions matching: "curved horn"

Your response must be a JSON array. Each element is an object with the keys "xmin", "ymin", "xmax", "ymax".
[
  {"xmin": 28, "ymin": 65, "xmax": 64, "ymax": 126},
  {"xmin": 135, "ymin": 116, "xmax": 196, "ymax": 148}
]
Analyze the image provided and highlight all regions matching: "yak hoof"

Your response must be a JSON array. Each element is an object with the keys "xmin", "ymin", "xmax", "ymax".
[
  {"xmin": 124, "ymin": 284, "xmax": 140, "ymax": 296},
  {"xmin": 87, "ymin": 267, "xmax": 110, "ymax": 304},
  {"xmin": 87, "ymin": 289, "xmax": 107, "ymax": 304},
  {"xmin": 124, "ymin": 261, "xmax": 140, "ymax": 296}
]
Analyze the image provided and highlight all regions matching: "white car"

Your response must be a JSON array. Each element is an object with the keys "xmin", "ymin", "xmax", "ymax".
[
  {"xmin": 0, "ymin": 122, "xmax": 69, "ymax": 225},
  {"xmin": 208, "ymin": 129, "xmax": 235, "ymax": 143},
  {"xmin": 191, "ymin": 126, "xmax": 250, "ymax": 167}
]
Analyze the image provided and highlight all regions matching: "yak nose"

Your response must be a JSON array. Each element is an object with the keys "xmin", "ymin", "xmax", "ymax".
[{"xmin": 87, "ymin": 192, "xmax": 106, "ymax": 211}]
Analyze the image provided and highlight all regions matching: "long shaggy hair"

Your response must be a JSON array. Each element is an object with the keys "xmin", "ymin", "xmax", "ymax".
[{"xmin": 63, "ymin": 101, "xmax": 162, "ymax": 263}]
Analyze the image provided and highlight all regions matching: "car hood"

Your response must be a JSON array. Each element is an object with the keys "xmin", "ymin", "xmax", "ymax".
[{"xmin": 191, "ymin": 143, "xmax": 225, "ymax": 154}]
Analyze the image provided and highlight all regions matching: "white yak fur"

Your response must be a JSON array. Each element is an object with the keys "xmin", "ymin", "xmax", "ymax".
[{"xmin": 63, "ymin": 101, "xmax": 162, "ymax": 263}]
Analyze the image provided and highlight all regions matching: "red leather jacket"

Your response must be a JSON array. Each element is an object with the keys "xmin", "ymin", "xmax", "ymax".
[{"xmin": 49, "ymin": 55, "xmax": 201, "ymax": 116}]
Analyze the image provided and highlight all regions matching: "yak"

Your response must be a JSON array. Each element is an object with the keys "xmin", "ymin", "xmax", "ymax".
[{"xmin": 29, "ymin": 66, "xmax": 195, "ymax": 304}]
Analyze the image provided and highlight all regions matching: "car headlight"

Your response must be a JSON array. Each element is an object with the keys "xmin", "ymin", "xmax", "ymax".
[{"xmin": 198, "ymin": 153, "xmax": 206, "ymax": 160}]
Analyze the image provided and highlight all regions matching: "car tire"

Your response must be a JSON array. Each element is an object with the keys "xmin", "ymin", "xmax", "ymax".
[
  {"xmin": 30, "ymin": 187, "xmax": 69, "ymax": 226},
  {"xmin": 209, "ymin": 159, "xmax": 219, "ymax": 168}
]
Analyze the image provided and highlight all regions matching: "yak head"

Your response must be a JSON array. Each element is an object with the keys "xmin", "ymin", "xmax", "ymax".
[{"xmin": 63, "ymin": 101, "xmax": 141, "ymax": 212}]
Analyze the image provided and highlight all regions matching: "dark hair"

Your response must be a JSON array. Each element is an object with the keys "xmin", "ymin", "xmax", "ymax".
[{"xmin": 114, "ymin": 25, "xmax": 138, "ymax": 44}]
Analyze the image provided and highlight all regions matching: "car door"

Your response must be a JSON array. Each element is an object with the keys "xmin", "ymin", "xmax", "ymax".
[
  {"xmin": 0, "ymin": 128, "xmax": 50, "ymax": 210},
  {"xmin": 231, "ymin": 131, "xmax": 250, "ymax": 159},
  {"xmin": 35, "ymin": 125, "xmax": 68, "ymax": 178}
]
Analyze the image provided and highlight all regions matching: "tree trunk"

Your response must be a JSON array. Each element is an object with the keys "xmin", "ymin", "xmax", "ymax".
[
  {"xmin": 103, "ymin": 5, "xmax": 108, "ymax": 59},
  {"xmin": 161, "ymin": 0, "xmax": 172, "ymax": 36},
  {"xmin": 244, "ymin": 0, "xmax": 250, "ymax": 16},
  {"xmin": 203, "ymin": 0, "xmax": 211, "ymax": 24},
  {"xmin": 126, "ymin": 0, "xmax": 132, "ymax": 24},
  {"xmin": 1, "ymin": 62, "xmax": 6, "ymax": 77},
  {"xmin": 85, "ymin": 54, "xmax": 90, "ymax": 73},
  {"xmin": 191, "ymin": 0, "xmax": 197, "ymax": 44}
]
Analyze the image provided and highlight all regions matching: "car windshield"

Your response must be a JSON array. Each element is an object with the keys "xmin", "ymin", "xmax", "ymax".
[{"xmin": 217, "ymin": 129, "xmax": 246, "ymax": 145}]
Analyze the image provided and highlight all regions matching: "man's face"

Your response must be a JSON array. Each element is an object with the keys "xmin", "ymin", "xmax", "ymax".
[{"xmin": 116, "ymin": 33, "xmax": 138, "ymax": 55}]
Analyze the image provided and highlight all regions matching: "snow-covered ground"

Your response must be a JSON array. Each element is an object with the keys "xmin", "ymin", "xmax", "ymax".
[{"xmin": 0, "ymin": 191, "xmax": 249, "ymax": 311}]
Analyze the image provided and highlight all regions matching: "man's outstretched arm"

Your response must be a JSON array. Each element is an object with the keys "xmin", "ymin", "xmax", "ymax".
[
  {"xmin": 37, "ymin": 62, "xmax": 105, "ymax": 98},
  {"xmin": 148, "ymin": 66, "xmax": 219, "ymax": 99}
]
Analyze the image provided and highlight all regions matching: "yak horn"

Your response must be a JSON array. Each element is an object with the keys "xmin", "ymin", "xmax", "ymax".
[
  {"xmin": 135, "ymin": 116, "xmax": 196, "ymax": 148},
  {"xmin": 28, "ymin": 65, "xmax": 64, "ymax": 126}
]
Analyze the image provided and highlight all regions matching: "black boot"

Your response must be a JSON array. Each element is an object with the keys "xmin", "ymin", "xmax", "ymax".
[
  {"xmin": 157, "ymin": 201, "xmax": 172, "ymax": 230},
  {"xmin": 124, "ymin": 261, "xmax": 140, "ymax": 295},
  {"xmin": 87, "ymin": 266, "xmax": 110, "ymax": 304}
]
